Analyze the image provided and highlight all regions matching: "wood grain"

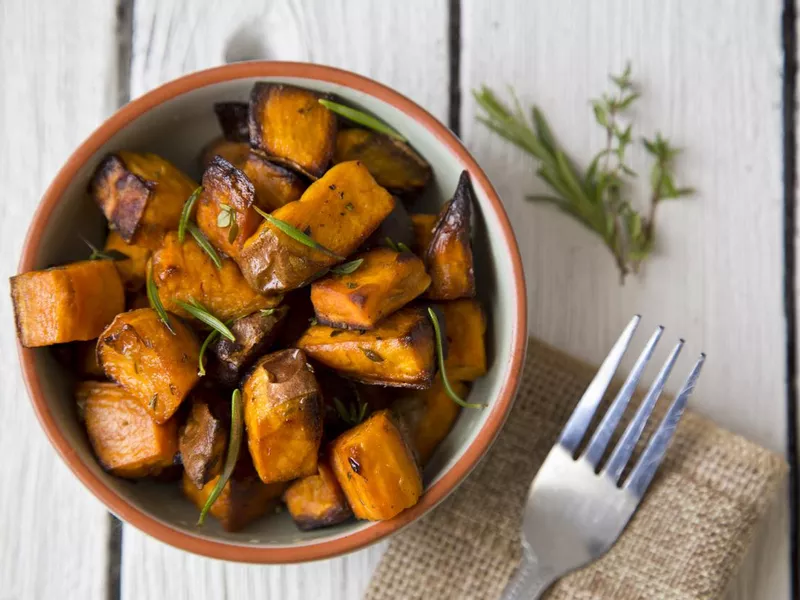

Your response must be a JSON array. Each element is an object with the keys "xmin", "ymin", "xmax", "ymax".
[
  {"xmin": 122, "ymin": 2, "xmax": 448, "ymax": 598},
  {"xmin": 461, "ymin": 1, "xmax": 790, "ymax": 598},
  {"xmin": 0, "ymin": 1, "xmax": 119, "ymax": 598}
]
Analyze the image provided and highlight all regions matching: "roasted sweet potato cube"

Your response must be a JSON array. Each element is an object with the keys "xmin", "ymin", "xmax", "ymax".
[
  {"xmin": 333, "ymin": 129, "xmax": 431, "ymax": 192},
  {"xmin": 284, "ymin": 460, "xmax": 352, "ymax": 530},
  {"xmin": 410, "ymin": 213, "xmax": 437, "ymax": 255},
  {"xmin": 97, "ymin": 308, "xmax": 200, "ymax": 423},
  {"xmin": 182, "ymin": 460, "xmax": 286, "ymax": 532},
  {"xmin": 201, "ymin": 138, "xmax": 251, "ymax": 169},
  {"xmin": 238, "ymin": 161, "xmax": 395, "ymax": 293},
  {"xmin": 361, "ymin": 199, "xmax": 414, "ymax": 252},
  {"xmin": 393, "ymin": 376, "xmax": 467, "ymax": 465},
  {"xmin": 441, "ymin": 299, "xmax": 487, "ymax": 381},
  {"xmin": 207, "ymin": 306, "xmax": 288, "ymax": 386},
  {"xmin": 77, "ymin": 381, "xmax": 178, "ymax": 478},
  {"xmin": 248, "ymin": 83, "xmax": 337, "ymax": 178},
  {"xmin": 214, "ymin": 101, "xmax": 250, "ymax": 142},
  {"xmin": 11, "ymin": 260, "xmax": 125, "ymax": 348},
  {"xmin": 104, "ymin": 231, "xmax": 152, "ymax": 291},
  {"xmin": 242, "ymin": 349, "xmax": 324, "ymax": 483},
  {"xmin": 240, "ymin": 151, "xmax": 307, "ymax": 212},
  {"xmin": 179, "ymin": 397, "xmax": 228, "ymax": 488},
  {"xmin": 330, "ymin": 409, "xmax": 422, "ymax": 520},
  {"xmin": 297, "ymin": 307, "xmax": 435, "ymax": 389},
  {"xmin": 89, "ymin": 151, "xmax": 197, "ymax": 242},
  {"xmin": 426, "ymin": 171, "xmax": 476, "ymax": 299},
  {"xmin": 150, "ymin": 232, "xmax": 280, "ymax": 322},
  {"xmin": 311, "ymin": 248, "xmax": 431, "ymax": 330}
]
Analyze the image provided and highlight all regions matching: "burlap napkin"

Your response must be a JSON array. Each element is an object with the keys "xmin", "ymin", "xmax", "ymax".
[{"xmin": 365, "ymin": 339, "xmax": 788, "ymax": 600}]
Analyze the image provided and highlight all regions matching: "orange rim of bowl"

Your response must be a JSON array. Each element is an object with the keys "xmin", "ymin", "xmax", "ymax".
[{"xmin": 17, "ymin": 62, "xmax": 528, "ymax": 563}]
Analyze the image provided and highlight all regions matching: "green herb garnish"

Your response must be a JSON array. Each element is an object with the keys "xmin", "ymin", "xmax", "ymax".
[
  {"xmin": 330, "ymin": 259, "xmax": 364, "ymax": 275},
  {"xmin": 81, "ymin": 237, "xmax": 129, "ymax": 262},
  {"xmin": 260, "ymin": 308, "xmax": 277, "ymax": 316},
  {"xmin": 176, "ymin": 298, "xmax": 236, "ymax": 342},
  {"xmin": 146, "ymin": 266, "xmax": 175, "ymax": 334},
  {"xmin": 252, "ymin": 206, "xmax": 344, "ymax": 260},
  {"xmin": 384, "ymin": 237, "xmax": 399, "ymax": 251},
  {"xmin": 360, "ymin": 348, "xmax": 384, "ymax": 363},
  {"xmin": 186, "ymin": 222, "xmax": 223, "ymax": 269},
  {"xmin": 197, "ymin": 389, "xmax": 243, "ymax": 526},
  {"xmin": 333, "ymin": 396, "xmax": 368, "ymax": 426},
  {"xmin": 216, "ymin": 203, "xmax": 240, "ymax": 244},
  {"xmin": 178, "ymin": 186, "xmax": 203, "ymax": 243},
  {"xmin": 318, "ymin": 99, "xmax": 407, "ymax": 142},
  {"xmin": 474, "ymin": 63, "xmax": 693, "ymax": 283},
  {"xmin": 197, "ymin": 329, "xmax": 220, "ymax": 377},
  {"xmin": 396, "ymin": 242, "xmax": 412, "ymax": 254},
  {"xmin": 427, "ymin": 307, "xmax": 483, "ymax": 409}
]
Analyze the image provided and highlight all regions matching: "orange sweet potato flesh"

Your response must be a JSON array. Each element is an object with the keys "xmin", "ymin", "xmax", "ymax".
[
  {"xmin": 333, "ymin": 129, "xmax": 431, "ymax": 192},
  {"xmin": 241, "ymin": 151, "xmax": 307, "ymax": 212},
  {"xmin": 393, "ymin": 376, "xmax": 467, "ymax": 465},
  {"xmin": 297, "ymin": 307, "xmax": 435, "ymax": 389},
  {"xmin": 238, "ymin": 161, "xmax": 395, "ymax": 294},
  {"xmin": 410, "ymin": 213, "xmax": 437, "ymax": 255},
  {"xmin": 77, "ymin": 381, "xmax": 178, "ymax": 478},
  {"xmin": 310, "ymin": 248, "xmax": 431, "ymax": 330},
  {"xmin": 89, "ymin": 152, "xmax": 197, "ymax": 243},
  {"xmin": 426, "ymin": 171, "xmax": 476, "ymax": 300},
  {"xmin": 97, "ymin": 308, "xmax": 200, "ymax": 423},
  {"xmin": 104, "ymin": 231, "xmax": 152, "ymax": 291},
  {"xmin": 242, "ymin": 349, "xmax": 324, "ymax": 483},
  {"xmin": 11, "ymin": 260, "xmax": 125, "ymax": 348},
  {"xmin": 283, "ymin": 460, "xmax": 353, "ymax": 530},
  {"xmin": 201, "ymin": 138, "xmax": 251, "ymax": 169},
  {"xmin": 330, "ymin": 409, "xmax": 422, "ymax": 520},
  {"xmin": 179, "ymin": 397, "xmax": 228, "ymax": 488},
  {"xmin": 441, "ymin": 299, "xmax": 487, "ymax": 382},
  {"xmin": 150, "ymin": 232, "xmax": 280, "ymax": 322},
  {"xmin": 249, "ymin": 83, "xmax": 337, "ymax": 178}
]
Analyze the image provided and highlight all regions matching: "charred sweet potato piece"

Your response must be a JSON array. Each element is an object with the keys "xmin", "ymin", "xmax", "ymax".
[
  {"xmin": 214, "ymin": 102, "xmax": 250, "ymax": 142},
  {"xmin": 393, "ymin": 376, "xmax": 467, "ymax": 465},
  {"xmin": 240, "ymin": 152, "xmax": 307, "ymax": 212},
  {"xmin": 182, "ymin": 456, "xmax": 286, "ymax": 532},
  {"xmin": 426, "ymin": 172, "xmax": 476, "ymax": 299},
  {"xmin": 104, "ymin": 231, "xmax": 152, "ymax": 291},
  {"xmin": 249, "ymin": 83, "xmax": 337, "ymax": 178},
  {"xmin": 207, "ymin": 306, "xmax": 289, "ymax": 386},
  {"xmin": 150, "ymin": 232, "xmax": 280, "ymax": 322},
  {"xmin": 89, "ymin": 151, "xmax": 197, "ymax": 243},
  {"xmin": 297, "ymin": 307, "xmax": 435, "ymax": 389},
  {"xmin": 11, "ymin": 260, "xmax": 125, "ymax": 348},
  {"xmin": 97, "ymin": 308, "xmax": 200, "ymax": 423},
  {"xmin": 77, "ymin": 381, "xmax": 178, "ymax": 478},
  {"xmin": 238, "ymin": 161, "xmax": 395, "ymax": 293},
  {"xmin": 179, "ymin": 397, "xmax": 228, "ymax": 488},
  {"xmin": 333, "ymin": 129, "xmax": 431, "ymax": 192},
  {"xmin": 284, "ymin": 460, "xmax": 352, "ymax": 530},
  {"xmin": 361, "ymin": 199, "xmax": 414, "ymax": 252},
  {"xmin": 201, "ymin": 138, "xmax": 251, "ymax": 169},
  {"xmin": 410, "ymin": 213, "xmax": 437, "ymax": 255},
  {"xmin": 330, "ymin": 409, "xmax": 422, "ymax": 520},
  {"xmin": 242, "ymin": 349, "xmax": 324, "ymax": 483},
  {"xmin": 441, "ymin": 299, "xmax": 487, "ymax": 381},
  {"xmin": 311, "ymin": 248, "xmax": 431, "ymax": 330}
]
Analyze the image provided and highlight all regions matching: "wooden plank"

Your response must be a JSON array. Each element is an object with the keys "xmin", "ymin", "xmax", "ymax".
[
  {"xmin": 0, "ymin": 1, "xmax": 119, "ymax": 599},
  {"xmin": 461, "ymin": 1, "xmax": 790, "ymax": 599},
  {"xmin": 122, "ymin": 1, "xmax": 448, "ymax": 598}
]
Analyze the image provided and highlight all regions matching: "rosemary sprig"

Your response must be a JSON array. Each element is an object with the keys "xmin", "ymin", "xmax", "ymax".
[
  {"xmin": 197, "ymin": 389, "xmax": 243, "ymax": 526},
  {"xmin": 216, "ymin": 203, "xmax": 239, "ymax": 244},
  {"xmin": 146, "ymin": 265, "xmax": 175, "ymax": 334},
  {"xmin": 197, "ymin": 329, "xmax": 220, "ymax": 377},
  {"xmin": 186, "ymin": 222, "xmax": 223, "ymax": 269},
  {"xmin": 474, "ymin": 63, "xmax": 693, "ymax": 282},
  {"xmin": 330, "ymin": 259, "xmax": 364, "ymax": 275},
  {"xmin": 252, "ymin": 206, "xmax": 344, "ymax": 260},
  {"xmin": 427, "ymin": 308, "xmax": 483, "ymax": 409},
  {"xmin": 81, "ymin": 237, "xmax": 129, "ymax": 262},
  {"xmin": 176, "ymin": 298, "xmax": 236, "ymax": 342},
  {"xmin": 178, "ymin": 186, "xmax": 203, "ymax": 243},
  {"xmin": 333, "ymin": 396, "xmax": 368, "ymax": 426},
  {"xmin": 318, "ymin": 99, "xmax": 407, "ymax": 142},
  {"xmin": 396, "ymin": 242, "xmax": 412, "ymax": 254}
]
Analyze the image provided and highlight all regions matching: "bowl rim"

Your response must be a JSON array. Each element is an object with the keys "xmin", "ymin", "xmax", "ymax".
[{"xmin": 17, "ymin": 61, "xmax": 527, "ymax": 563}]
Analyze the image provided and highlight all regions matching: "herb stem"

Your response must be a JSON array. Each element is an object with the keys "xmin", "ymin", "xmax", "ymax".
[
  {"xmin": 318, "ymin": 99, "xmax": 407, "ymax": 142},
  {"xmin": 252, "ymin": 206, "xmax": 344, "ymax": 260},
  {"xmin": 427, "ymin": 308, "xmax": 483, "ymax": 409},
  {"xmin": 178, "ymin": 186, "xmax": 203, "ymax": 243},
  {"xmin": 146, "ymin": 265, "xmax": 175, "ymax": 334},
  {"xmin": 176, "ymin": 299, "xmax": 236, "ymax": 342}
]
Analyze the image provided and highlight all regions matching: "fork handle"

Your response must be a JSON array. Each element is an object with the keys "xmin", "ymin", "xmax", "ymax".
[{"xmin": 502, "ymin": 540, "xmax": 556, "ymax": 600}]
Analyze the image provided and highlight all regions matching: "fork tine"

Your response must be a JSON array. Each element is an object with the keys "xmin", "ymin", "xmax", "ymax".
[
  {"xmin": 582, "ymin": 326, "xmax": 663, "ymax": 469},
  {"xmin": 603, "ymin": 340, "xmax": 684, "ymax": 484},
  {"xmin": 624, "ymin": 354, "xmax": 706, "ymax": 497},
  {"xmin": 559, "ymin": 315, "xmax": 641, "ymax": 454}
]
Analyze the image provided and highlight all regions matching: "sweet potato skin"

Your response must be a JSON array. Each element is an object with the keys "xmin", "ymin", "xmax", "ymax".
[
  {"xmin": 238, "ymin": 161, "xmax": 395, "ymax": 294},
  {"xmin": 241, "ymin": 151, "xmax": 307, "ymax": 212},
  {"xmin": 441, "ymin": 299, "xmax": 487, "ymax": 381},
  {"xmin": 11, "ymin": 260, "xmax": 125, "ymax": 348},
  {"xmin": 77, "ymin": 381, "xmax": 178, "ymax": 478},
  {"xmin": 150, "ymin": 232, "xmax": 280, "ymax": 322},
  {"xmin": 330, "ymin": 409, "xmax": 422, "ymax": 520},
  {"xmin": 179, "ymin": 398, "xmax": 228, "ymax": 488},
  {"xmin": 214, "ymin": 102, "xmax": 250, "ymax": 142},
  {"xmin": 333, "ymin": 129, "xmax": 431, "ymax": 192},
  {"xmin": 97, "ymin": 308, "xmax": 200, "ymax": 423},
  {"xmin": 297, "ymin": 307, "xmax": 435, "ymax": 389},
  {"xmin": 242, "ymin": 349, "xmax": 324, "ymax": 484},
  {"xmin": 104, "ymin": 231, "xmax": 152, "ymax": 291},
  {"xmin": 410, "ymin": 213, "xmax": 437, "ymax": 255},
  {"xmin": 284, "ymin": 460, "xmax": 353, "ymax": 530},
  {"xmin": 426, "ymin": 171, "xmax": 476, "ymax": 300},
  {"xmin": 249, "ymin": 83, "xmax": 337, "ymax": 178},
  {"xmin": 311, "ymin": 248, "xmax": 431, "ymax": 330}
]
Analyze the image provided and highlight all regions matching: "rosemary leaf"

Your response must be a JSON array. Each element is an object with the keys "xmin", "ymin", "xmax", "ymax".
[
  {"xmin": 427, "ymin": 308, "xmax": 483, "ymax": 409},
  {"xmin": 396, "ymin": 242, "xmax": 413, "ymax": 254},
  {"xmin": 384, "ymin": 237, "xmax": 399, "ymax": 251},
  {"xmin": 252, "ymin": 206, "xmax": 345, "ymax": 260},
  {"xmin": 330, "ymin": 259, "xmax": 364, "ymax": 275},
  {"xmin": 318, "ymin": 99, "xmax": 407, "ymax": 142},
  {"xmin": 186, "ymin": 222, "xmax": 223, "ymax": 269},
  {"xmin": 81, "ymin": 237, "xmax": 129, "ymax": 262},
  {"xmin": 146, "ymin": 266, "xmax": 175, "ymax": 335},
  {"xmin": 198, "ymin": 329, "xmax": 220, "ymax": 377},
  {"xmin": 178, "ymin": 186, "xmax": 203, "ymax": 243},
  {"xmin": 176, "ymin": 299, "xmax": 236, "ymax": 342},
  {"xmin": 360, "ymin": 348, "xmax": 384, "ymax": 363}
]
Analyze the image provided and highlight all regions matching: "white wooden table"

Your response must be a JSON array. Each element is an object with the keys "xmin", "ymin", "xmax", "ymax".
[{"xmin": 1, "ymin": 1, "xmax": 796, "ymax": 598}]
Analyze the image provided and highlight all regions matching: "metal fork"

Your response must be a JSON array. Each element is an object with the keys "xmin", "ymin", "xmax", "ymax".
[{"xmin": 503, "ymin": 315, "xmax": 705, "ymax": 600}]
